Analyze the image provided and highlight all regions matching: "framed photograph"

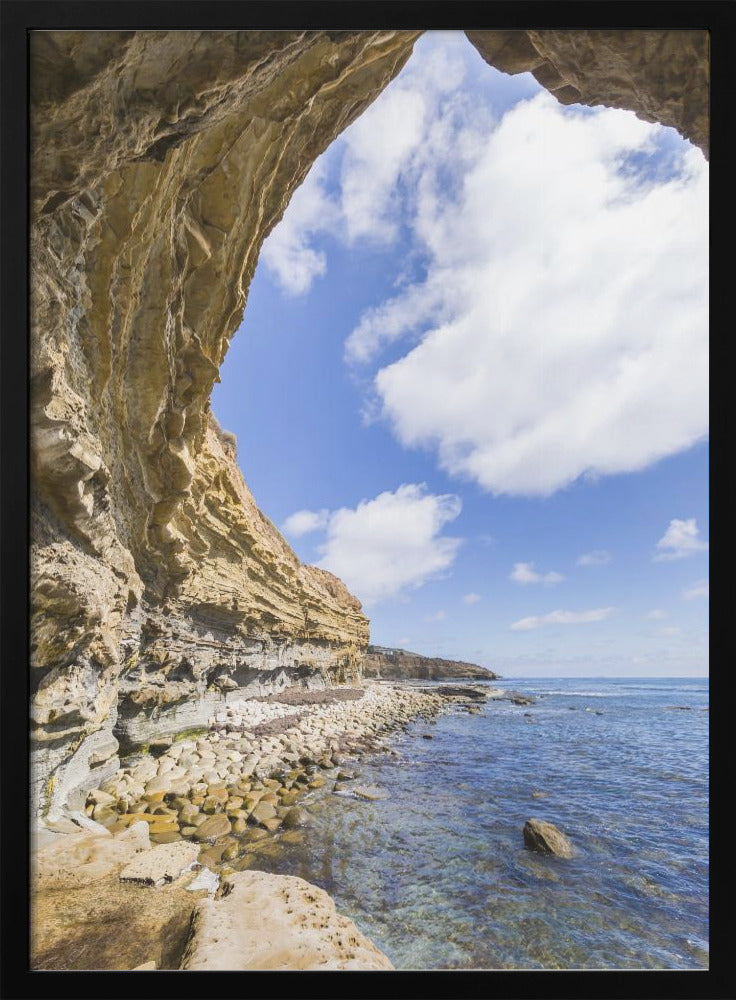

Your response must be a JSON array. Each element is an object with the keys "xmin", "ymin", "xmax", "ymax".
[{"xmin": 1, "ymin": 2, "xmax": 730, "ymax": 997}]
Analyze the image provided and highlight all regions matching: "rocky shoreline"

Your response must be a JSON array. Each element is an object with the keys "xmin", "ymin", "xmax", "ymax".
[{"xmin": 32, "ymin": 680, "xmax": 499, "ymax": 970}]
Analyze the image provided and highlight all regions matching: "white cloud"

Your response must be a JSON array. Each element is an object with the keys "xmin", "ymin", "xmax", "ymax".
[
  {"xmin": 264, "ymin": 35, "xmax": 707, "ymax": 498},
  {"xmin": 510, "ymin": 561, "xmax": 564, "ymax": 585},
  {"xmin": 683, "ymin": 579, "xmax": 709, "ymax": 600},
  {"xmin": 424, "ymin": 610, "xmax": 446, "ymax": 622},
  {"xmin": 315, "ymin": 483, "xmax": 462, "ymax": 606},
  {"xmin": 510, "ymin": 607, "xmax": 617, "ymax": 631},
  {"xmin": 463, "ymin": 592, "xmax": 481, "ymax": 604},
  {"xmin": 396, "ymin": 637, "xmax": 411, "ymax": 647},
  {"xmin": 645, "ymin": 609, "xmax": 669, "ymax": 620},
  {"xmin": 260, "ymin": 33, "xmax": 473, "ymax": 298},
  {"xmin": 658, "ymin": 625, "xmax": 682, "ymax": 637},
  {"xmin": 362, "ymin": 91, "xmax": 708, "ymax": 496},
  {"xmin": 282, "ymin": 508, "xmax": 330, "ymax": 537},
  {"xmin": 577, "ymin": 550, "xmax": 612, "ymax": 567},
  {"xmin": 260, "ymin": 159, "xmax": 339, "ymax": 295},
  {"xmin": 654, "ymin": 518, "xmax": 709, "ymax": 560}
]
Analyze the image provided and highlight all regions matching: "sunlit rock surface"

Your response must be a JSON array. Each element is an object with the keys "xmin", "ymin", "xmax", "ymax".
[
  {"xmin": 364, "ymin": 645, "xmax": 498, "ymax": 681},
  {"xmin": 29, "ymin": 28, "xmax": 709, "ymax": 817}
]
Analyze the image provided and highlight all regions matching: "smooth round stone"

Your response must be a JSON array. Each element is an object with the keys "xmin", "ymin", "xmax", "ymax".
[
  {"xmin": 241, "ymin": 827, "xmax": 269, "ymax": 843},
  {"xmin": 207, "ymin": 784, "xmax": 229, "ymax": 801},
  {"xmin": 260, "ymin": 816, "xmax": 283, "ymax": 833},
  {"xmin": 150, "ymin": 831, "xmax": 181, "ymax": 845},
  {"xmin": 193, "ymin": 813, "xmax": 232, "ymax": 841},
  {"xmin": 221, "ymin": 841, "xmax": 241, "ymax": 862},
  {"xmin": 231, "ymin": 818, "xmax": 248, "ymax": 834},
  {"xmin": 198, "ymin": 844, "xmax": 226, "ymax": 867},
  {"xmin": 308, "ymin": 776, "xmax": 326, "ymax": 790},
  {"xmin": 143, "ymin": 790, "xmax": 166, "ymax": 804},
  {"xmin": 225, "ymin": 796, "xmax": 244, "ymax": 810},
  {"xmin": 201, "ymin": 796, "xmax": 223, "ymax": 814},
  {"xmin": 151, "ymin": 804, "xmax": 177, "ymax": 816},
  {"xmin": 281, "ymin": 807, "xmax": 308, "ymax": 830},
  {"xmin": 179, "ymin": 803, "xmax": 201, "ymax": 825},
  {"xmin": 280, "ymin": 830, "xmax": 305, "ymax": 846},
  {"xmin": 181, "ymin": 825, "xmax": 199, "ymax": 837}
]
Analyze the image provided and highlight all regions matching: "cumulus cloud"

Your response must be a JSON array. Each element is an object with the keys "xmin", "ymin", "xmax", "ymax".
[
  {"xmin": 510, "ymin": 562, "xmax": 564, "ymax": 585},
  {"xmin": 645, "ymin": 609, "xmax": 669, "ymax": 620},
  {"xmin": 510, "ymin": 607, "xmax": 617, "ymax": 631},
  {"xmin": 654, "ymin": 518, "xmax": 709, "ymax": 560},
  {"xmin": 314, "ymin": 483, "xmax": 462, "ymax": 606},
  {"xmin": 577, "ymin": 550, "xmax": 612, "ymax": 567},
  {"xmin": 282, "ymin": 508, "xmax": 330, "ymax": 536},
  {"xmin": 683, "ymin": 579, "xmax": 709, "ymax": 600},
  {"xmin": 260, "ymin": 34, "xmax": 473, "ymax": 298},
  {"xmin": 260, "ymin": 159, "xmax": 339, "ymax": 295},
  {"xmin": 463, "ymin": 592, "xmax": 481, "ymax": 604},
  {"xmin": 371, "ymin": 96, "xmax": 708, "ymax": 496},
  {"xmin": 263, "ymin": 33, "xmax": 707, "ymax": 497}
]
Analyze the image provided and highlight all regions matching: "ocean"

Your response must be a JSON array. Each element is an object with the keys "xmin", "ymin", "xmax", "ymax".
[{"xmin": 251, "ymin": 676, "xmax": 709, "ymax": 970}]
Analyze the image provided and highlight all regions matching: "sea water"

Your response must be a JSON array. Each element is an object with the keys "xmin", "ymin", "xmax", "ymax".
[{"xmin": 247, "ymin": 677, "xmax": 709, "ymax": 970}]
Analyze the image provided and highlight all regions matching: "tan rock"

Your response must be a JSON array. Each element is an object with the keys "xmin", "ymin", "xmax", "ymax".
[
  {"xmin": 192, "ymin": 814, "xmax": 232, "ymax": 842},
  {"xmin": 119, "ymin": 841, "xmax": 199, "ymax": 885},
  {"xmin": 523, "ymin": 818, "xmax": 575, "ymax": 859},
  {"xmin": 181, "ymin": 871, "xmax": 393, "ymax": 970}
]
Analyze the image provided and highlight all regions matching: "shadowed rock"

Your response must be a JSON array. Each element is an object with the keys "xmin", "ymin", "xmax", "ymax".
[{"xmin": 523, "ymin": 818, "xmax": 575, "ymax": 859}]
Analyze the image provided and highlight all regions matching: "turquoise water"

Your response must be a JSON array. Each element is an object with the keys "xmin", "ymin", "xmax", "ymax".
[{"xmin": 249, "ymin": 677, "xmax": 709, "ymax": 970}]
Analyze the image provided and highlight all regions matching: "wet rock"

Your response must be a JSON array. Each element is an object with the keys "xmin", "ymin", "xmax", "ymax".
[
  {"xmin": 523, "ymin": 819, "xmax": 574, "ymax": 859},
  {"xmin": 150, "ymin": 831, "xmax": 183, "ymax": 845},
  {"xmin": 192, "ymin": 814, "xmax": 232, "ymax": 842},
  {"xmin": 249, "ymin": 801, "xmax": 277, "ymax": 826},
  {"xmin": 353, "ymin": 786, "xmax": 388, "ymax": 801},
  {"xmin": 282, "ymin": 807, "xmax": 308, "ymax": 830}
]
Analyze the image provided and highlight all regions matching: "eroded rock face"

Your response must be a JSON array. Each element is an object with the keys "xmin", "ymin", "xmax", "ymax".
[
  {"xmin": 30, "ymin": 29, "xmax": 709, "ymax": 817},
  {"xmin": 30, "ymin": 29, "xmax": 417, "ymax": 815},
  {"xmin": 467, "ymin": 30, "xmax": 709, "ymax": 157}
]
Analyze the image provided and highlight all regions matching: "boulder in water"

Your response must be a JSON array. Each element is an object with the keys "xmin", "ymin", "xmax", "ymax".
[{"xmin": 523, "ymin": 819, "xmax": 574, "ymax": 859}]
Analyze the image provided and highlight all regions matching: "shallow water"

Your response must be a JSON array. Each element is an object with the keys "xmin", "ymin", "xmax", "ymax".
[{"xmin": 233, "ymin": 677, "xmax": 709, "ymax": 970}]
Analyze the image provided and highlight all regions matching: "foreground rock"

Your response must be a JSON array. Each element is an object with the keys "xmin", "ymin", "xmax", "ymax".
[
  {"xmin": 119, "ymin": 841, "xmax": 199, "ymax": 885},
  {"xmin": 364, "ymin": 646, "xmax": 498, "ymax": 681},
  {"xmin": 523, "ymin": 819, "xmax": 575, "ymax": 859},
  {"xmin": 181, "ymin": 871, "xmax": 393, "ymax": 970},
  {"xmin": 31, "ymin": 822, "xmax": 202, "ymax": 969}
]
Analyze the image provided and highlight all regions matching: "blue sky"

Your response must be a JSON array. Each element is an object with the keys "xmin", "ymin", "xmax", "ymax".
[{"xmin": 212, "ymin": 32, "xmax": 709, "ymax": 677}]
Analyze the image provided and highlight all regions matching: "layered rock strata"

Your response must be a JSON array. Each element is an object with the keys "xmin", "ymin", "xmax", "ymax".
[
  {"xmin": 364, "ymin": 645, "xmax": 498, "ymax": 681},
  {"xmin": 30, "ymin": 29, "xmax": 418, "ymax": 816},
  {"xmin": 30, "ymin": 28, "xmax": 709, "ymax": 818}
]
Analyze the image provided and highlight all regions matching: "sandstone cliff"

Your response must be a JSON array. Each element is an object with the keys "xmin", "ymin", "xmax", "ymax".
[
  {"xmin": 29, "ymin": 28, "xmax": 708, "ymax": 817},
  {"xmin": 364, "ymin": 647, "xmax": 498, "ymax": 682}
]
